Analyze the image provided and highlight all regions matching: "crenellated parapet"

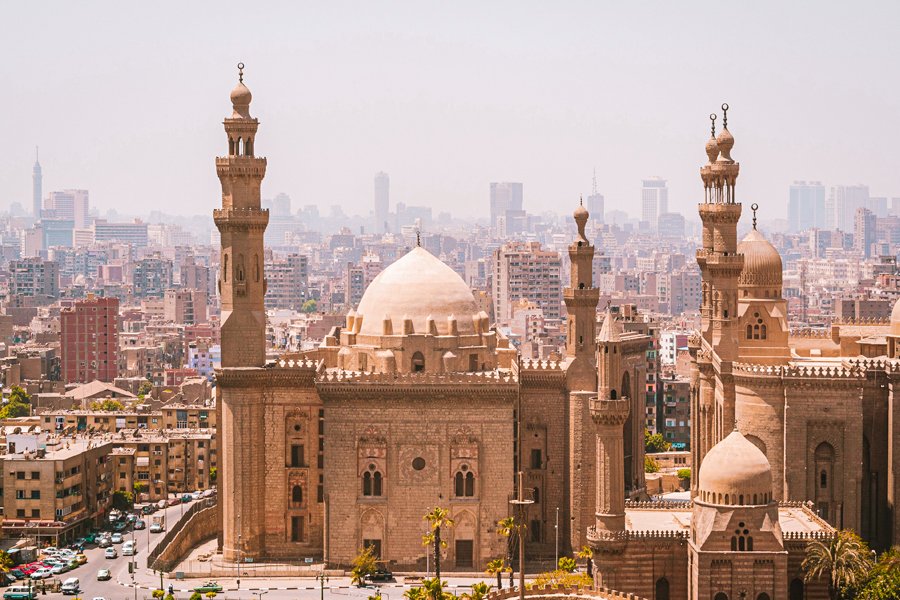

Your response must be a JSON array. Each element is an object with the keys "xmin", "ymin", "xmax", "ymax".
[
  {"xmin": 317, "ymin": 368, "xmax": 516, "ymax": 384},
  {"xmin": 625, "ymin": 500, "xmax": 693, "ymax": 510},
  {"xmin": 588, "ymin": 526, "xmax": 689, "ymax": 542}
]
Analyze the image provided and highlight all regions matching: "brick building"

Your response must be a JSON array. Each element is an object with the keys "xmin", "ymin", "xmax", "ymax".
[{"xmin": 60, "ymin": 295, "xmax": 119, "ymax": 384}]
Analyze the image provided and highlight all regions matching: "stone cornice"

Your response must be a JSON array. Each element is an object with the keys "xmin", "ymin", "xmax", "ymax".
[{"xmin": 317, "ymin": 381, "xmax": 518, "ymax": 401}]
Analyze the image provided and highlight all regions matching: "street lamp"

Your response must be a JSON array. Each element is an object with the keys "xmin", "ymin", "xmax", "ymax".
[
  {"xmin": 508, "ymin": 471, "xmax": 534, "ymax": 600},
  {"xmin": 554, "ymin": 506, "xmax": 559, "ymax": 568},
  {"xmin": 316, "ymin": 573, "xmax": 329, "ymax": 600},
  {"xmin": 254, "ymin": 589, "xmax": 269, "ymax": 600}
]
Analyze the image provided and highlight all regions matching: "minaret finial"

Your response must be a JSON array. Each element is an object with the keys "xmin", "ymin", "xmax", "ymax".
[
  {"xmin": 237, "ymin": 62, "xmax": 244, "ymax": 83},
  {"xmin": 709, "ymin": 113, "xmax": 717, "ymax": 138},
  {"xmin": 721, "ymin": 103, "xmax": 729, "ymax": 129},
  {"xmin": 416, "ymin": 229, "xmax": 421, "ymax": 247},
  {"xmin": 751, "ymin": 203, "xmax": 758, "ymax": 230},
  {"xmin": 580, "ymin": 195, "xmax": 583, "ymax": 207}
]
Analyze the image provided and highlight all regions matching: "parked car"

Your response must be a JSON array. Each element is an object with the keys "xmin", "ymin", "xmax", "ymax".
[
  {"xmin": 156, "ymin": 500, "xmax": 167, "ymax": 509},
  {"xmin": 96, "ymin": 569, "xmax": 111, "ymax": 582},
  {"xmin": 133, "ymin": 520, "xmax": 146, "ymax": 530},
  {"xmin": 149, "ymin": 522, "xmax": 163, "ymax": 534},
  {"xmin": 8, "ymin": 570, "xmax": 24, "ymax": 581},
  {"xmin": 97, "ymin": 537, "xmax": 111, "ymax": 548},
  {"xmin": 193, "ymin": 583, "xmax": 223, "ymax": 594},
  {"xmin": 50, "ymin": 565, "xmax": 68, "ymax": 576},
  {"xmin": 201, "ymin": 489, "xmax": 215, "ymax": 498},
  {"xmin": 126, "ymin": 514, "xmax": 137, "ymax": 523},
  {"xmin": 166, "ymin": 498, "xmax": 180, "ymax": 507},
  {"xmin": 141, "ymin": 505, "xmax": 155, "ymax": 515},
  {"xmin": 365, "ymin": 567, "xmax": 394, "ymax": 582},
  {"xmin": 29, "ymin": 568, "xmax": 52, "ymax": 580},
  {"xmin": 111, "ymin": 521, "xmax": 127, "ymax": 532},
  {"xmin": 110, "ymin": 533, "xmax": 123, "ymax": 544},
  {"xmin": 103, "ymin": 548, "xmax": 117, "ymax": 560}
]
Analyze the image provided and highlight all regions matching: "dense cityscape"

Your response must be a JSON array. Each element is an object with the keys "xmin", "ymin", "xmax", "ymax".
[{"xmin": 3, "ymin": 4, "xmax": 900, "ymax": 600}]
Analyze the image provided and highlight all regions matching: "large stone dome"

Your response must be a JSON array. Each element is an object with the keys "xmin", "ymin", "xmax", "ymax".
[
  {"xmin": 698, "ymin": 430, "xmax": 773, "ymax": 506},
  {"xmin": 738, "ymin": 229, "xmax": 783, "ymax": 291},
  {"xmin": 355, "ymin": 247, "xmax": 480, "ymax": 337}
]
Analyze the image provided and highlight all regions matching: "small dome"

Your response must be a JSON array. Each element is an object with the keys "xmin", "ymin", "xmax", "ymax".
[
  {"xmin": 355, "ymin": 247, "xmax": 479, "ymax": 337},
  {"xmin": 716, "ymin": 127, "xmax": 735, "ymax": 162},
  {"xmin": 698, "ymin": 430, "xmax": 773, "ymax": 506},
  {"xmin": 738, "ymin": 229, "xmax": 782, "ymax": 291},
  {"xmin": 891, "ymin": 297, "xmax": 900, "ymax": 336},
  {"xmin": 230, "ymin": 81, "xmax": 252, "ymax": 118},
  {"xmin": 573, "ymin": 202, "xmax": 589, "ymax": 243}
]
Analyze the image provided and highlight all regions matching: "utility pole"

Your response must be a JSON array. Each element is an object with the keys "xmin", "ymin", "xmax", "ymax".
[
  {"xmin": 555, "ymin": 506, "xmax": 559, "ymax": 568},
  {"xmin": 508, "ymin": 471, "xmax": 533, "ymax": 600}
]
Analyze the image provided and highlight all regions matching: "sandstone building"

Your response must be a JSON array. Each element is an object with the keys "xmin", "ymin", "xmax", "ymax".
[{"xmin": 214, "ymin": 68, "xmax": 648, "ymax": 566}]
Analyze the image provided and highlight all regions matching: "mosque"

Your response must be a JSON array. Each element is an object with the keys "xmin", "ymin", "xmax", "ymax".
[{"xmin": 212, "ymin": 68, "xmax": 899, "ymax": 598}]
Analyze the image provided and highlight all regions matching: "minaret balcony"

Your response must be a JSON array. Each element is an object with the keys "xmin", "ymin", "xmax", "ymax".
[{"xmin": 590, "ymin": 397, "xmax": 630, "ymax": 425}]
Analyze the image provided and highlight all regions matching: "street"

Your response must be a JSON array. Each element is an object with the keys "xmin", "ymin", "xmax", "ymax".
[{"xmin": 25, "ymin": 503, "xmax": 503, "ymax": 600}]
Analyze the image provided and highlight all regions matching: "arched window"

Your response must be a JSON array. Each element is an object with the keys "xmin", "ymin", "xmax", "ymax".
[
  {"xmin": 454, "ymin": 472, "xmax": 464, "ymax": 497},
  {"xmin": 746, "ymin": 324, "xmax": 753, "ymax": 339},
  {"xmin": 621, "ymin": 371, "xmax": 631, "ymax": 400},
  {"xmin": 757, "ymin": 594, "xmax": 770, "ymax": 600},
  {"xmin": 237, "ymin": 254, "xmax": 245, "ymax": 282},
  {"xmin": 254, "ymin": 254, "xmax": 260, "ymax": 282},
  {"xmin": 363, "ymin": 471, "xmax": 372, "ymax": 496},
  {"xmin": 753, "ymin": 324, "xmax": 760, "ymax": 340},
  {"xmin": 454, "ymin": 467, "xmax": 475, "ymax": 497},
  {"xmin": 820, "ymin": 470, "xmax": 827, "ymax": 488},
  {"xmin": 789, "ymin": 579, "xmax": 804, "ymax": 600},
  {"xmin": 223, "ymin": 254, "xmax": 229, "ymax": 282},
  {"xmin": 465, "ymin": 472, "xmax": 474, "ymax": 497},
  {"xmin": 373, "ymin": 471, "xmax": 383, "ymax": 496},
  {"xmin": 815, "ymin": 442, "xmax": 835, "ymax": 521},
  {"xmin": 411, "ymin": 352, "xmax": 425, "ymax": 373},
  {"xmin": 761, "ymin": 324, "xmax": 767, "ymax": 339},
  {"xmin": 655, "ymin": 577, "xmax": 669, "ymax": 600},
  {"xmin": 732, "ymin": 522, "xmax": 751, "ymax": 552},
  {"xmin": 714, "ymin": 593, "xmax": 728, "ymax": 600},
  {"xmin": 610, "ymin": 389, "xmax": 617, "ymax": 399},
  {"xmin": 363, "ymin": 465, "xmax": 383, "ymax": 497},
  {"xmin": 292, "ymin": 485, "xmax": 303, "ymax": 504}
]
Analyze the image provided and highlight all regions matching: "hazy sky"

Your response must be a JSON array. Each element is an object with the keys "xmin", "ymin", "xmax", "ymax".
[{"xmin": 3, "ymin": 1, "xmax": 898, "ymax": 221}]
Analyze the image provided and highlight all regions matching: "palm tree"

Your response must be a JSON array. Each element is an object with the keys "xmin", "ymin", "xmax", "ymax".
[
  {"xmin": 485, "ymin": 558, "xmax": 506, "ymax": 589},
  {"xmin": 403, "ymin": 588, "xmax": 427, "ymax": 600},
  {"xmin": 423, "ymin": 507, "xmax": 455, "ymax": 581},
  {"xmin": 422, "ymin": 577, "xmax": 447, "ymax": 600},
  {"xmin": 576, "ymin": 545, "xmax": 594, "ymax": 579},
  {"xmin": 497, "ymin": 517, "xmax": 517, "ymax": 587},
  {"xmin": 463, "ymin": 582, "xmax": 492, "ymax": 600},
  {"xmin": 802, "ymin": 530, "xmax": 874, "ymax": 600}
]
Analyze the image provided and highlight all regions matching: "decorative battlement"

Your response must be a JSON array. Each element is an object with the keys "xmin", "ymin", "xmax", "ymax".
[
  {"xmin": 483, "ymin": 585, "xmax": 645, "ymax": 600},
  {"xmin": 317, "ymin": 369, "xmax": 517, "ymax": 385},
  {"xmin": 783, "ymin": 531, "xmax": 834, "ymax": 541},
  {"xmin": 732, "ymin": 362, "xmax": 864, "ymax": 380},
  {"xmin": 271, "ymin": 358, "xmax": 320, "ymax": 370},
  {"xmin": 789, "ymin": 328, "xmax": 832, "ymax": 338},
  {"xmin": 590, "ymin": 397, "xmax": 630, "ymax": 426},
  {"xmin": 519, "ymin": 358, "xmax": 564, "ymax": 371},
  {"xmin": 588, "ymin": 525, "xmax": 688, "ymax": 542},
  {"xmin": 625, "ymin": 500, "xmax": 693, "ymax": 510},
  {"xmin": 846, "ymin": 357, "xmax": 900, "ymax": 373},
  {"xmin": 833, "ymin": 316, "xmax": 892, "ymax": 325}
]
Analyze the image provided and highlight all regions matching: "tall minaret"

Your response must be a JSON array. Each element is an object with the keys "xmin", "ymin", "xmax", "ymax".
[
  {"xmin": 214, "ymin": 63, "xmax": 269, "ymax": 368},
  {"xmin": 564, "ymin": 198, "xmax": 599, "ymax": 391},
  {"xmin": 216, "ymin": 64, "xmax": 270, "ymax": 563},
  {"xmin": 32, "ymin": 147, "xmax": 42, "ymax": 219},
  {"xmin": 696, "ymin": 104, "xmax": 743, "ymax": 450}
]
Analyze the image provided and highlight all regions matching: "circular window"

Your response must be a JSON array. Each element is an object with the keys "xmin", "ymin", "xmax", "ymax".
[
  {"xmin": 461, "ymin": 464, "xmax": 468, "ymax": 472},
  {"xmin": 412, "ymin": 457, "xmax": 426, "ymax": 471},
  {"xmin": 293, "ymin": 424, "xmax": 302, "ymax": 432},
  {"xmin": 754, "ymin": 312, "xmax": 759, "ymax": 318},
  {"xmin": 739, "ymin": 522, "xmax": 745, "ymax": 528},
  {"xmin": 368, "ymin": 463, "xmax": 376, "ymax": 471}
]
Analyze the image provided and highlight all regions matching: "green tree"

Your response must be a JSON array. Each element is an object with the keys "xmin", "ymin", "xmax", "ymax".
[
  {"xmin": 856, "ymin": 546, "xmax": 900, "ymax": 600},
  {"xmin": 463, "ymin": 582, "xmax": 491, "ymax": 600},
  {"xmin": 190, "ymin": 593, "xmax": 202, "ymax": 600},
  {"xmin": 423, "ymin": 507, "xmax": 455, "ymax": 581},
  {"xmin": 557, "ymin": 557, "xmax": 577, "ymax": 573},
  {"xmin": 90, "ymin": 398, "xmax": 125, "ymax": 411},
  {"xmin": 576, "ymin": 545, "xmax": 594, "ymax": 578},
  {"xmin": 138, "ymin": 380, "xmax": 153, "ymax": 398},
  {"xmin": 0, "ymin": 387, "xmax": 32, "ymax": 419},
  {"xmin": 301, "ymin": 299, "xmax": 318, "ymax": 313},
  {"xmin": 152, "ymin": 591, "xmax": 165, "ymax": 599},
  {"xmin": 209, "ymin": 467, "xmax": 217, "ymax": 484},
  {"xmin": 133, "ymin": 482, "xmax": 147, "ymax": 495},
  {"xmin": 112, "ymin": 489, "xmax": 134, "ymax": 510},
  {"xmin": 0, "ymin": 550, "xmax": 13, "ymax": 574},
  {"xmin": 677, "ymin": 468, "xmax": 691, "ymax": 480},
  {"xmin": 350, "ymin": 545, "xmax": 378, "ymax": 587},
  {"xmin": 644, "ymin": 455, "xmax": 660, "ymax": 473},
  {"xmin": 531, "ymin": 570, "xmax": 592, "ymax": 588},
  {"xmin": 8, "ymin": 386, "xmax": 30, "ymax": 405},
  {"xmin": 802, "ymin": 530, "xmax": 874, "ymax": 600},
  {"xmin": 205, "ymin": 592, "xmax": 217, "ymax": 600},
  {"xmin": 403, "ymin": 588, "xmax": 427, "ymax": 600},
  {"xmin": 497, "ymin": 516, "xmax": 518, "ymax": 587},
  {"xmin": 421, "ymin": 578, "xmax": 450, "ymax": 600},
  {"xmin": 485, "ymin": 558, "xmax": 507, "ymax": 589},
  {"xmin": 644, "ymin": 429, "xmax": 671, "ymax": 453},
  {"xmin": 165, "ymin": 595, "xmax": 175, "ymax": 600}
]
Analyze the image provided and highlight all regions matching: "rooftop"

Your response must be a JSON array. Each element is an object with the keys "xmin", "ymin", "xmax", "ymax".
[{"xmin": 623, "ymin": 501, "xmax": 831, "ymax": 536}]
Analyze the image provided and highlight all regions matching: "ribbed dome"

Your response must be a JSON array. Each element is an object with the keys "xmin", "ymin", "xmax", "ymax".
[
  {"xmin": 738, "ymin": 229, "xmax": 782, "ymax": 290},
  {"xmin": 891, "ymin": 297, "xmax": 900, "ymax": 336},
  {"xmin": 698, "ymin": 430, "xmax": 773, "ymax": 506},
  {"xmin": 355, "ymin": 247, "xmax": 479, "ymax": 336}
]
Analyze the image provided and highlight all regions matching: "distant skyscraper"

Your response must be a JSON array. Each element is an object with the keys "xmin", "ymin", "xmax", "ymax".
[
  {"xmin": 788, "ymin": 181, "xmax": 826, "ymax": 232},
  {"xmin": 271, "ymin": 192, "xmax": 292, "ymax": 217},
  {"xmin": 641, "ymin": 177, "xmax": 668, "ymax": 230},
  {"xmin": 827, "ymin": 184, "xmax": 869, "ymax": 231},
  {"xmin": 854, "ymin": 207, "xmax": 876, "ymax": 258},
  {"xmin": 374, "ymin": 172, "xmax": 390, "ymax": 233},
  {"xmin": 32, "ymin": 147, "xmax": 42, "ymax": 218},
  {"xmin": 587, "ymin": 169, "xmax": 605, "ymax": 223},
  {"xmin": 46, "ymin": 189, "xmax": 90, "ymax": 229},
  {"xmin": 489, "ymin": 182, "xmax": 523, "ymax": 231}
]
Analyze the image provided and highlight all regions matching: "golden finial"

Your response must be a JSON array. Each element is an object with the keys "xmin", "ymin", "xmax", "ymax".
[
  {"xmin": 237, "ymin": 62, "xmax": 245, "ymax": 83},
  {"xmin": 721, "ymin": 103, "xmax": 729, "ymax": 129},
  {"xmin": 751, "ymin": 203, "xmax": 759, "ymax": 230},
  {"xmin": 709, "ymin": 113, "xmax": 717, "ymax": 137}
]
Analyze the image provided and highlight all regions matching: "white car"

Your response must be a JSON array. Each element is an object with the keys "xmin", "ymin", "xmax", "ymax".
[
  {"xmin": 122, "ymin": 542, "xmax": 136, "ymax": 556},
  {"xmin": 30, "ymin": 568, "xmax": 52, "ymax": 579},
  {"xmin": 110, "ymin": 533, "xmax": 123, "ymax": 544},
  {"xmin": 50, "ymin": 564, "xmax": 68, "ymax": 575},
  {"xmin": 104, "ymin": 548, "xmax": 117, "ymax": 559},
  {"xmin": 149, "ymin": 522, "xmax": 163, "ymax": 533}
]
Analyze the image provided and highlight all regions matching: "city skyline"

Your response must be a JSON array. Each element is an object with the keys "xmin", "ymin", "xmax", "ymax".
[{"xmin": 3, "ymin": 2, "xmax": 899, "ymax": 220}]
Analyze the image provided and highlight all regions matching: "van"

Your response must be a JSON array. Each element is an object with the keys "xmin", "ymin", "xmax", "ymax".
[
  {"xmin": 3, "ymin": 586, "xmax": 35, "ymax": 600},
  {"xmin": 61, "ymin": 578, "xmax": 79, "ymax": 595}
]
